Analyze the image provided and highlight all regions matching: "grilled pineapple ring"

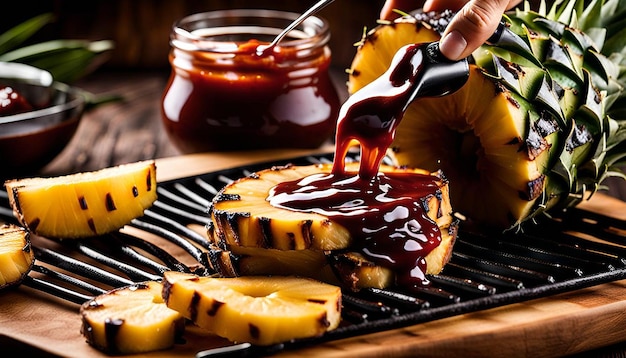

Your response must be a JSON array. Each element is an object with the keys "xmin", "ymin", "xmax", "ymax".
[
  {"xmin": 209, "ymin": 162, "xmax": 453, "ymax": 251},
  {"xmin": 162, "ymin": 271, "xmax": 342, "ymax": 346},
  {"xmin": 0, "ymin": 223, "xmax": 35, "ymax": 289},
  {"xmin": 80, "ymin": 281, "xmax": 185, "ymax": 355},
  {"xmin": 4, "ymin": 160, "xmax": 157, "ymax": 238}
]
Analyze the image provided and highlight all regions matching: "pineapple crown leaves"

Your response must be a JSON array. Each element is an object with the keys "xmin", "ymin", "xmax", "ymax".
[{"xmin": 468, "ymin": 0, "xmax": 626, "ymax": 226}]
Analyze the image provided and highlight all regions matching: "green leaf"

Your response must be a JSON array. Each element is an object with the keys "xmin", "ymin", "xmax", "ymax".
[{"xmin": 0, "ymin": 13, "xmax": 54, "ymax": 55}]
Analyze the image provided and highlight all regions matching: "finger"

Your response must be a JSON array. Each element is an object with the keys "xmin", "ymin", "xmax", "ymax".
[
  {"xmin": 438, "ymin": 0, "xmax": 521, "ymax": 60},
  {"xmin": 380, "ymin": 0, "xmax": 426, "ymax": 20}
]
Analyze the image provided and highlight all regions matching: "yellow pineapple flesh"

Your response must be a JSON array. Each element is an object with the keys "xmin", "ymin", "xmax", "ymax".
[
  {"xmin": 210, "ymin": 162, "xmax": 453, "ymax": 250},
  {"xmin": 162, "ymin": 271, "xmax": 342, "ymax": 346},
  {"xmin": 348, "ymin": 17, "xmax": 549, "ymax": 229},
  {"xmin": 210, "ymin": 221, "xmax": 457, "ymax": 291},
  {"xmin": 348, "ymin": 2, "xmax": 626, "ymax": 229},
  {"xmin": 210, "ymin": 164, "xmax": 353, "ymax": 251},
  {"xmin": 4, "ymin": 160, "xmax": 157, "ymax": 238},
  {"xmin": 80, "ymin": 280, "xmax": 185, "ymax": 355},
  {"xmin": 0, "ymin": 223, "xmax": 35, "ymax": 289},
  {"xmin": 208, "ymin": 162, "xmax": 455, "ymax": 290}
]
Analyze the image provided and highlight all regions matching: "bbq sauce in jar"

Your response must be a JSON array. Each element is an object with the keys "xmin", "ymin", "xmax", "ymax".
[
  {"xmin": 269, "ymin": 44, "xmax": 455, "ymax": 289},
  {"xmin": 161, "ymin": 10, "xmax": 340, "ymax": 153}
]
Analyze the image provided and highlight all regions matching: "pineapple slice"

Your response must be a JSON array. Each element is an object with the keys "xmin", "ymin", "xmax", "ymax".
[
  {"xmin": 210, "ymin": 162, "xmax": 453, "ymax": 250},
  {"xmin": 80, "ymin": 281, "xmax": 185, "ymax": 355},
  {"xmin": 210, "ymin": 164, "xmax": 351, "ymax": 251},
  {"xmin": 4, "ymin": 160, "xmax": 157, "ymax": 238},
  {"xmin": 209, "ymin": 222, "xmax": 458, "ymax": 291},
  {"xmin": 0, "ymin": 223, "xmax": 35, "ymax": 289},
  {"xmin": 162, "ymin": 271, "xmax": 342, "ymax": 346}
]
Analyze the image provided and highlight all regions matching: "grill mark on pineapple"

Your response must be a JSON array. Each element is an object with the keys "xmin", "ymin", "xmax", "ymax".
[
  {"xmin": 225, "ymin": 212, "xmax": 244, "ymax": 245},
  {"xmin": 78, "ymin": 196, "xmax": 88, "ymax": 210},
  {"xmin": 207, "ymin": 300, "xmax": 224, "ymax": 316},
  {"xmin": 214, "ymin": 193, "xmax": 241, "ymax": 202},
  {"xmin": 318, "ymin": 313, "xmax": 330, "ymax": 328},
  {"xmin": 190, "ymin": 291, "xmax": 201, "ymax": 322},
  {"xmin": 28, "ymin": 218, "xmax": 40, "ymax": 232},
  {"xmin": 11, "ymin": 188, "xmax": 23, "ymax": 213},
  {"xmin": 286, "ymin": 233, "xmax": 297, "ymax": 250},
  {"xmin": 301, "ymin": 220, "xmax": 313, "ymax": 248},
  {"xmin": 162, "ymin": 279, "xmax": 173, "ymax": 303},
  {"xmin": 146, "ymin": 170, "xmax": 153, "ymax": 191},
  {"xmin": 105, "ymin": 193, "xmax": 117, "ymax": 211},
  {"xmin": 104, "ymin": 317, "xmax": 125, "ymax": 355},
  {"xmin": 87, "ymin": 218, "xmax": 97, "ymax": 233},
  {"xmin": 259, "ymin": 217, "xmax": 273, "ymax": 248},
  {"xmin": 248, "ymin": 323, "xmax": 260, "ymax": 340},
  {"xmin": 208, "ymin": 249, "xmax": 239, "ymax": 277}
]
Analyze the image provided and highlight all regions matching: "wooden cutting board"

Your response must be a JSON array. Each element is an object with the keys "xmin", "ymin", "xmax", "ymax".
[{"xmin": 2, "ymin": 148, "xmax": 626, "ymax": 358}]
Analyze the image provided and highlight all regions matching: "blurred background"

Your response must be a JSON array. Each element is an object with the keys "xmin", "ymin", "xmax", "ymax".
[{"xmin": 0, "ymin": 0, "xmax": 387, "ymax": 72}]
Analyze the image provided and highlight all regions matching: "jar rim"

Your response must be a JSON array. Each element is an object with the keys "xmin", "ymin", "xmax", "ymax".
[{"xmin": 171, "ymin": 9, "xmax": 330, "ymax": 53}]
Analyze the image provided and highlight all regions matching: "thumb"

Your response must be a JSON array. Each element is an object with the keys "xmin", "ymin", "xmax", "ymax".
[{"xmin": 437, "ymin": 0, "xmax": 520, "ymax": 60}]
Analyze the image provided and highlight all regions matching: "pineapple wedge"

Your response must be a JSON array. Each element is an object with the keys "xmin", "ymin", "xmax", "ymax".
[
  {"xmin": 80, "ymin": 281, "xmax": 185, "ymax": 355},
  {"xmin": 162, "ymin": 271, "xmax": 342, "ymax": 346},
  {"xmin": 0, "ymin": 223, "xmax": 35, "ymax": 289},
  {"xmin": 4, "ymin": 160, "xmax": 157, "ymax": 238},
  {"xmin": 210, "ymin": 162, "xmax": 453, "ymax": 250}
]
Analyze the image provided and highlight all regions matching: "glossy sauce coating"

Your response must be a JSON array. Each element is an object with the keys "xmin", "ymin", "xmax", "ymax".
[{"xmin": 270, "ymin": 44, "xmax": 445, "ymax": 288}]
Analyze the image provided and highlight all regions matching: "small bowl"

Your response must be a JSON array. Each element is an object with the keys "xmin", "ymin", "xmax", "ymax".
[{"xmin": 0, "ymin": 81, "xmax": 86, "ymax": 178}]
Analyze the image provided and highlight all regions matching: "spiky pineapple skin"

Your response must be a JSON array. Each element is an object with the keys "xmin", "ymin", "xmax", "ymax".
[{"xmin": 348, "ymin": 0, "xmax": 626, "ymax": 229}]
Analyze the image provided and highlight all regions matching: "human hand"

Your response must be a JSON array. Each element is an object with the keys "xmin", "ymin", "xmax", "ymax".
[{"xmin": 380, "ymin": 0, "xmax": 521, "ymax": 60}]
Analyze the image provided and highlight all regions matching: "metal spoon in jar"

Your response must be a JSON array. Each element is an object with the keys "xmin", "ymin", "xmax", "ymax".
[{"xmin": 256, "ymin": 0, "xmax": 336, "ymax": 56}]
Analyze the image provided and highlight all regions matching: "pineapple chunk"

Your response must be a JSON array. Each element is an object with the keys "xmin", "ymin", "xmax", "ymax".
[
  {"xmin": 4, "ymin": 160, "xmax": 157, "ymax": 238},
  {"xmin": 162, "ymin": 271, "xmax": 342, "ymax": 346},
  {"xmin": 80, "ymin": 281, "xmax": 185, "ymax": 355},
  {"xmin": 0, "ymin": 223, "xmax": 35, "ymax": 289}
]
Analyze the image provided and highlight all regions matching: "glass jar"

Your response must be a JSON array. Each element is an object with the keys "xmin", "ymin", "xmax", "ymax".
[{"xmin": 161, "ymin": 9, "xmax": 340, "ymax": 153}]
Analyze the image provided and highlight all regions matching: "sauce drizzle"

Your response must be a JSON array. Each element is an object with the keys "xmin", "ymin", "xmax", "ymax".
[{"xmin": 269, "ymin": 43, "xmax": 465, "ymax": 288}]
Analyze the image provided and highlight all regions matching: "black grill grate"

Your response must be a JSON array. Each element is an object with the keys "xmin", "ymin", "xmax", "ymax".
[{"xmin": 2, "ymin": 153, "xmax": 626, "ymax": 356}]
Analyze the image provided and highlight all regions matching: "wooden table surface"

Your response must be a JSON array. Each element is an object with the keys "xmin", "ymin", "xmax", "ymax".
[{"xmin": 4, "ymin": 69, "xmax": 626, "ymax": 357}]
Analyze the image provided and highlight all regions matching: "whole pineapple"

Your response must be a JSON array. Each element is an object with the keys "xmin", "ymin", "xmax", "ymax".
[{"xmin": 348, "ymin": 0, "xmax": 626, "ymax": 230}]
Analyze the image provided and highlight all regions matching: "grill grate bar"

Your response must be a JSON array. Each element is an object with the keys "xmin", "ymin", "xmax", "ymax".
[
  {"xmin": 442, "ymin": 262, "xmax": 525, "ymax": 290},
  {"xmin": 157, "ymin": 186, "xmax": 208, "ymax": 213},
  {"xmin": 2, "ymin": 153, "xmax": 626, "ymax": 357},
  {"xmin": 34, "ymin": 246, "xmax": 135, "ymax": 288},
  {"xmin": 451, "ymin": 251, "xmax": 556, "ymax": 285},
  {"xmin": 73, "ymin": 242, "xmax": 163, "ymax": 282},
  {"xmin": 454, "ymin": 239, "xmax": 584, "ymax": 280},
  {"xmin": 22, "ymin": 275, "xmax": 94, "ymax": 305},
  {"xmin": 30, "ymin": 264, "xmax": 107, "ymax": 296}
]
